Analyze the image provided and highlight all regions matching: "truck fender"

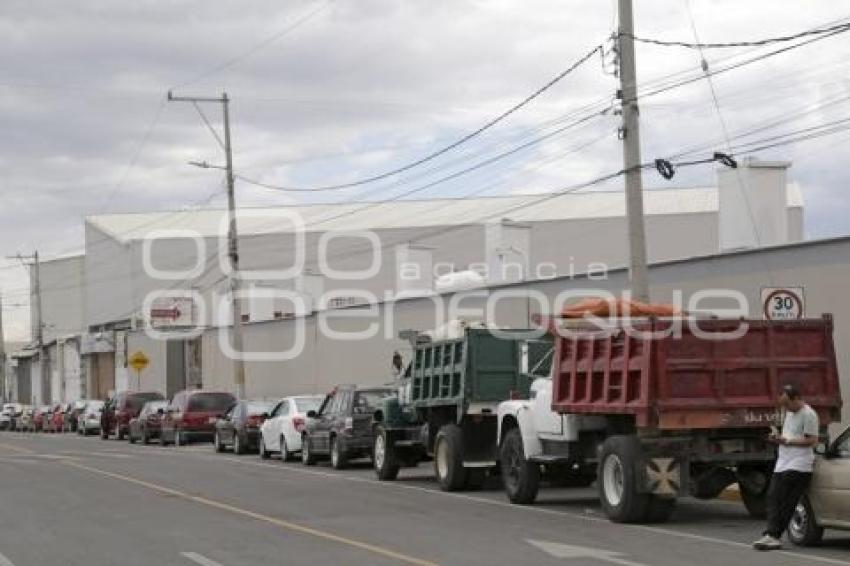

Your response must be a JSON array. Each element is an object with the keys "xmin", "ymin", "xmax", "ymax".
[{"xmin": 497, "ymin": 401, "xmax": 543, "ymax": 459}]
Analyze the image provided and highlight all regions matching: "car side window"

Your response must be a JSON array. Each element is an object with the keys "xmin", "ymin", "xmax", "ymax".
[
  {"xmin": 337, "ymin": 391, "xmax": 353, "ymax": 415},
  {"xmin": 318, "ymin": 394, "xmax": 334, "ymax": 416},
  {"xmin": 270, "ymin": 402, "xmax": 283, "ymax": 418},
  {"xmin": 279, "ymin": 401, "xmax": 290, "ymax": 417}
]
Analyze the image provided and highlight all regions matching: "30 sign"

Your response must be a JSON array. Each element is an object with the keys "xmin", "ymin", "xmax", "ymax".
[{"xmin": 761, "ymin": 287, "xmax": 805, "ymax": 320}]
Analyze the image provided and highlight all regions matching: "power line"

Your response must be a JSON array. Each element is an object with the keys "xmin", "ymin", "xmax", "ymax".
[
  {"xmin": 626, "ymin": 21, "xmax": 850, "ymax": 49},
  {"xmin": 234, "ymin": 44, "xmax": 605, "ymax": 192},
  {"xmin": 170, "ymin": 0, "xmax": 335, "ymax": 90}
]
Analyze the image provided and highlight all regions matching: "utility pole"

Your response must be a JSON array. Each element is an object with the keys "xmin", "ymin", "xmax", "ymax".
[
  {"xmin": 617, "ymin": 0, "xmax": 650, "ymax": 302},
  {"xmin": 168, "ymin": 92, "xmax": 246, "ymax": 399},
  {"xmin": 0, "ymin": 294, "xmax": 6, "ymax": 402},
  {"xmin": 7, "ymin": 252, "xmax": 46, "ymax": 405}
]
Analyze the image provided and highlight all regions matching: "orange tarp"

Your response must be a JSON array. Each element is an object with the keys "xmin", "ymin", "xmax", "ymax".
[{"xmin": 560, "ymin": 298, "xmax": 680, "ymax": 318}]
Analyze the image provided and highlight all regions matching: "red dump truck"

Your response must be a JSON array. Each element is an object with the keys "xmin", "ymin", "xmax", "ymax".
[{"xmin": 496, "ymin": 314, "xmax": 842, "ymax": 523}]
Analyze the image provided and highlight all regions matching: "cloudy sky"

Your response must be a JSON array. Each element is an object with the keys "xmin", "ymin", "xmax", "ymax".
[{"xmin": 1, "ymin": 0, "xmax": 849, "ymax": 341}]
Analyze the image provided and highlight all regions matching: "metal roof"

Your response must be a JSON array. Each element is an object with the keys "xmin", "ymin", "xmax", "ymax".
[{"xmin": 86, "ymin": 185, "xmax": 804, "ymax": 243}]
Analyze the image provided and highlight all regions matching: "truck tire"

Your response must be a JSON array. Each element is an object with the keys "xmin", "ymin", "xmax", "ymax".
[
  {"xmin": 500, "ymin": 427, "xmax": 540, "ymax": 504},
  {"xmin": 737, "ymin": 466, "xmax": 770, "ymax": 519},
  {"xmin": 598, "ymin": 435, "xmax": 649, "ymax": 523},
  {"xmin": 788, "ymin": 495, "xmax": 824, "ymax": 546},
  {"xmin": 434, "ymin": 424, "xmax": 468, "ymax": 491},
  {"xmin": 373, "ymin": 426, "xmax": 400, "ymax": 481}
]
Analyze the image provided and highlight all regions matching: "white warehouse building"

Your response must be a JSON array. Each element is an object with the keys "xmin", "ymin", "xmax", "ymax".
[{"xmin": 18, "ymin": 158, "xmax": 843, "ymax": 418}]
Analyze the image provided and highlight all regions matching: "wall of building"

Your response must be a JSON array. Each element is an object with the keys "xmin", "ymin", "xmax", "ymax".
[
  {"xmin": 36, "ymin": 255, "xmax": 85, "ymax": 343},
  {"xmin": 84, "ymin": 223, "xmax": 133, "ymax": 328},
  {"xmin": 139, "ymin": 237, "xmax": 847, "ymax": 424}
]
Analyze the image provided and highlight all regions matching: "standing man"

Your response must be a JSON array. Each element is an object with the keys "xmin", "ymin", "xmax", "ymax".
[{"xmin": 753, "ymin": 384, "xmax": 820, "ymax": 551}]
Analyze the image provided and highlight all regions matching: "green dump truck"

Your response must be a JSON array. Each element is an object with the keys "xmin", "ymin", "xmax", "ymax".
[{"xmin": 372, "ymin": 327, "xmax": 551, "ymax": 491}]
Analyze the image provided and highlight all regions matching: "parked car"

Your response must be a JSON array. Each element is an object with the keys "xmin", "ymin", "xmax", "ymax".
[
  {"xmin": 46, "ymin": 403, "xmax": 66, "ymax": 433},
  {"xmin": 33, "ymin": 405, "xmax": 51, "ymax": 432},
  {"xmin": 160, "ymin": 390, "xmax": 237, "ymax": 446},
  {"xmin": 101, "ymin": 391, "xmax": 166, "ymax": 440},
  {"xmin": 16, "ymin": 406, "xmax": 34, "ymax": 432},
  {"xmin": 213, "ymin": 400, "xmax": 275, "ymax": 455},
  {"xmin": 0, "ymin": 403, "xmax": 22, "ymax": 431},
  {"xmin": 788, "ymin": 424, "xmax": 850, "ymax": 545},
  {"xmin": 127, "ymin": 400, "xmax": 169, "ymax": 444},
  {"xmin": 302, "ymin": 385, "xmax": 393, "ymax": 469},
  {"xmin": 77, "ymin": 400, "xmax": 105, "ymax": 435},
  {"xmin": 259, "ymin": 395, "xmax": 323, "ymax": 461}
]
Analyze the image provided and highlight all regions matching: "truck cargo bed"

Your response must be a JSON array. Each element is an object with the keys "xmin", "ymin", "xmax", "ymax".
[{"xmin": 542, "ymin": 315, "xmax": 841, "ymax": 429}]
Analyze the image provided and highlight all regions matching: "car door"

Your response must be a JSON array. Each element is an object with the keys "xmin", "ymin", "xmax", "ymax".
[
  {"xmin": 313, "ymin": 393, "xmax": 337, "ymax": 454},
  {"xmin": 222, "ymin": 405, "xmax": 239, "ymax": 445},
  {"xmin": 809, "ymin": 427, "xmax": 850, "ymax": 527},
  {"xmin": 333, "ymin": 390, "xmax": 354, "ymax": 438},
  {"xmin": 264, "ymin": 401, "xmax": 285, "ymax": 451}
]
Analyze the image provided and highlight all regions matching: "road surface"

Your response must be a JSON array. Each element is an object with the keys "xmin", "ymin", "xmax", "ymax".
[{"xmin": 0, "ymin": 432, "xmax": 846, "ymax": 566}]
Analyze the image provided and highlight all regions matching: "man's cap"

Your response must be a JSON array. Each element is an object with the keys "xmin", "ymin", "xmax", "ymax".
[{"xmin": 781, "ymin": 384, "xmax": 801, "ymax": 399}]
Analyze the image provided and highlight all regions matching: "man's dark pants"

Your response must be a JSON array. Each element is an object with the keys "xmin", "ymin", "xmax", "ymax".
[{"xmin": 764, "ymin": 470, "xmax": 812, "ymax": 539}]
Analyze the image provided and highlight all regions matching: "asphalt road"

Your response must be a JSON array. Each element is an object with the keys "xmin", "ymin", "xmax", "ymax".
[{"xmin": 0, "ymin": 432, "xmax": 847, "ymax": 566}]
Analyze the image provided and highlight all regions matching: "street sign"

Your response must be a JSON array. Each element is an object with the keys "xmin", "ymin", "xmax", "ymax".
[
  {"xmin": 128, "ymin": 350, "xmax": 150, "ymax": 372},
  {"xmin": 761, "ymin": 287, "xmax": 805, "ymax": 320},
  {"xmin": 149, "ymin": 296, "xmax": 195, "ymax": 328}
]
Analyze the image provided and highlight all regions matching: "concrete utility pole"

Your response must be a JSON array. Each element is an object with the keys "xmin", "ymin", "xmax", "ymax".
[
  {"xmin": 0, "ymin": 294, "xmax": 6, "ymax": 402},
  {"xmin": 168, "ymin": 92, "xmax": 246, "ymax": 399},
  {"xmin": 617, "ymin": 0, "xmax": 650, "ymax": 302},
  {"xmin": 7, "ymin": 252, "xmax": 46, "ymax": 405}
]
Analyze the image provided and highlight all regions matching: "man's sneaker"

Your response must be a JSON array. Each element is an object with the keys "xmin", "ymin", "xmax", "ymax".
[{"xmin": 753, "ymin": 535, "xmax": 783, "ymax": 551}]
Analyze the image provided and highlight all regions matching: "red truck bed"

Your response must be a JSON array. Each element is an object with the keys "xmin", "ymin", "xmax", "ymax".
[{"xmin": 542, "ymin": 315, "xmax": 842, "ymax": 430}]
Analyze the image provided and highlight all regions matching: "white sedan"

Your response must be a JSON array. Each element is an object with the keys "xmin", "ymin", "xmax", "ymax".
[{"xmin": 259, "ymin": 396, "xmax": 323, "ymax": 461}]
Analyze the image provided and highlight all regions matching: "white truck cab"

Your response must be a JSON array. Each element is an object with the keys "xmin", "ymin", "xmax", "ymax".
[{"xmin": 497, "ymin": 377, "xmax": 606, "ymax": 504}]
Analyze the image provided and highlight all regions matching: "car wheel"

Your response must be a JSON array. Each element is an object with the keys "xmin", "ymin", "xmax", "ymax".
[
  {"xmin": 788, "ymin": 495, "xmax": 825, "ymax": 546},
  {"xmin": 301, "ymin": 434, "xmax": 317, "ymax": 466},
  {"xmin": 233, "ymin": 432, "xmax": 244, "ymax": 455},
  {"xmin": 100, "ymin": 427, "xmax": 108, "ymax": 440},
  {"xmin": 214, "ymin": 432, "xmax": 225, "ymax": 453},
  {"xmin": 128, "ymin": 430, "xmax": 136, "ymax": 444},
  {"xmin": 330, "ymin": 436, "xmax": 348, "ymax": 470},
  {"xmin": 174, "ymin": 429, "xmax": 184, "ymax": 447},
  {"xmin": 160, "ymin": 428, "xmax": 169, "ymax": 446},
  {"xmin": 141, "ymin": 428, "xmax": 150, "ymax": 445},
  {"xmin": 117, "ymin": 428, "xmax": 125, "ymax": 441},
  {"xmin": 259, "ymin": 436, "xmax": 270, "ymax": 460},
  {"xmin": 280, "ymin": 435, "xmax": 293, "ymax": 462}
]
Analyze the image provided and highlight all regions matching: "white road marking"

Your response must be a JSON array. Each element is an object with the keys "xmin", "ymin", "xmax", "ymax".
[
  {"xmin": 181, "ymin": 552, "xmax": 225, "ymax": 566},
  {"xmin": 527, "ymin": 539, "xmax": 647, "ymax": 566},
  {"xmin": 0, "ymin": 551, "xmax": 16, "ymax": 566}
]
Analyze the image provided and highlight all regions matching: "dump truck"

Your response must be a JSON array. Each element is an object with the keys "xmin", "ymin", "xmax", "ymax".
[
  {"xmin": 497, "ymin": 314, "xmax": 842, "ymax": 523},
  {"xmin": 372, "ymin": 326, "xmax": 551, "ymax": 490}
]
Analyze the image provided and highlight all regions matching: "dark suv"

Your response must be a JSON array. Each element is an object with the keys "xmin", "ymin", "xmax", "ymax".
[
  {"xmin": 160, "ymin": 389, "xmax": 237, "ymax": 446},
  {"xmin": 101, "ymin": 391, "xmax": 165, "ymax": 440},
  {"xmin": 302, "ymin": 385, "xmax": 393, "ymax": 469}
]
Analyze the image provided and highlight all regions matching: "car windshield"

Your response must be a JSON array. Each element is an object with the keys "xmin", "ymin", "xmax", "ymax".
[
  {"xmin": 353, "ymin": 390, "xmax": 392, "ymax": 414},
  {"xmin": 246, "ymin": 401, "xmax": 274, "ymax": 416},
  {"xmin": 87, "ymin": 401, "xmax": 104, "ymax": 411},
  {"xmin": 143, "ymin": 401, "xmax": 168, "ymax": 414},
  {"xmin": 187, "ymin": 393, "xmax": 235, "ymax": 412},
  {"xmin": 127, "ymin": 393, "xmax": 164, "ymax": 411},
  {"xmin": 294, "ymin": 397, "xmax": 322, "ymax": 413}
]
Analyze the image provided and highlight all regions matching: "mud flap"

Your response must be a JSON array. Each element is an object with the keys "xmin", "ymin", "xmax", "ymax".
[{"xmin": 642, "ymin": 457, "xmax": 685, "ymax": 497}]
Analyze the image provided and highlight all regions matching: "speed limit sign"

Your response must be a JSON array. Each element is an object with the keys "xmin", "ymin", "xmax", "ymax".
[{"xmin": 761, "ymin": 287, "xmax": 805, "ymax": 320}]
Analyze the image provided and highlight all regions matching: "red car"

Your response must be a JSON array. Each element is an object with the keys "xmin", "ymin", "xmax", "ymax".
[
  {"xmin": 47, "ymin": 403, "xmax": 65, "ymax": 433},
  {"xmin": 160, "ymin": 390, "xmax": 236, "ymax": 446},
  {"xmin": 32, "ymin": 406, "xmax": 50, "ymax": 432},
  {"xmin": 101, "ymin": 391, "xmax": 165, "ymax": 440}
]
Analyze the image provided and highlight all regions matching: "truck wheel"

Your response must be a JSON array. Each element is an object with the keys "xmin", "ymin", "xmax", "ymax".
[
  {"xmin": 738, "ymin": 467, "xmax": 770, "ymax": 519},
  {"xmin": 330, "ymin": 436, "xmax": 348, "ymax": 470},
  {"xmin": 373, "ymin": 426, "xmax": 400, "ymax": 481},
  {"xmin": 434, "ymin": 424, "xmax": 468, "ymax": 491},
  {"xmin": 500, "ymin": 427, "xmax": 539, "ymax": 504},
  {"xmin": 643, "ymin": 496, "xmax": 676, "ymax": 523},
  {"xmin": 598, "ymin": 435, "xmax": 649, "ymax": 523},
  {"xmin": 788, "ymin": 495, "xmax": 824, "ymax": 546}
]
